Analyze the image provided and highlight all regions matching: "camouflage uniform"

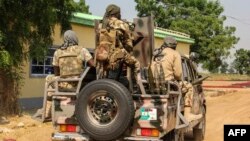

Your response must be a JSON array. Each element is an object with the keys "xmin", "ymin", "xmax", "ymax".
[
  {"xmin": 44, "ymin": 30, "xmax": 92, "ymax": 118},
  {"xmin": 46, "ymin": 45, "xmax": 92, "ymax": 90},
  {"xmin": 52, "ymin": 45, "xmax": 92, "ymax": 77},
  {"xmin": 107, "ymin": 17, "xmax": 140, "ymax": 77},
  {"xmin": 182, "ymin": 81, "xmax": 193, "ymax": 107},
  {"xmin": 97, "ymin": 4, "xmax": 140, "ymax": 82}
]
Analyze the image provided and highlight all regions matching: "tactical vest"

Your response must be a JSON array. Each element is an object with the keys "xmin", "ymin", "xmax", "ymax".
[{"xmin": 57, "ymin": 46, "xmax": 83, "ymax": 77}]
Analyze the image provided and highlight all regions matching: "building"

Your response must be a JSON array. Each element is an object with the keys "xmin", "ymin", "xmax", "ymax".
[{"xmin": 19, "ymin": 13, "xmax": 194, "ymax": 109}]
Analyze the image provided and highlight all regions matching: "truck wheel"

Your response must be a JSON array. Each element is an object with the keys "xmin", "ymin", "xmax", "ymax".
[
  {"xmin": 76, "ymin": 79, "xmax": 134, "ymax": 141},
  {"xmin": 193, "ymin": 106, "xmax": 206, "ymax": 141}
]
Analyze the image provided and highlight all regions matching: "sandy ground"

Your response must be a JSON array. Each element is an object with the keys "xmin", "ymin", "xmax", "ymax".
[
  {"xmin": 0, "ymin": 115, "xmax": 53, "ymax": 141},
  {"xmin": 204, "ymin": 90, "xmax": 250, "ymax": 141},
  {"xmin": 0, "ymin": 86, "xmax": 250, "ymax": 141}
]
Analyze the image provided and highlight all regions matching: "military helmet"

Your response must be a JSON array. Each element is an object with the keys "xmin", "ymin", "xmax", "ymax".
[
  {"xmin": 105, "ymin": 4, "xmax": 120, "ymax": 16},
  {"xmin": 163, "ymin": 36, "xmax": 177, "ymax": 48}
]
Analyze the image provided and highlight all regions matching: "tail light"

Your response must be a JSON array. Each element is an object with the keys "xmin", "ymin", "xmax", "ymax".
[
  {"xmin": 59, "ymin": 124, "xmax": 77, "ymax": 132},
  {"xmin": 137, "ymin": 128, "xmax": 160, "ymax": 137}
]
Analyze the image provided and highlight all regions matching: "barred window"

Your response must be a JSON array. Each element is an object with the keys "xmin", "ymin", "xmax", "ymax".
[{"xmin": 30, "ymin": 47, "xmax": 57, "ymax": 77}]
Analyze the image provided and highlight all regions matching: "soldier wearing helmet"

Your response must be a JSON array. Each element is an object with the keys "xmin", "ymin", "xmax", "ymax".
[{"xmin": 101, "ymin": 4, "xmax": 140, "ymax": 84}]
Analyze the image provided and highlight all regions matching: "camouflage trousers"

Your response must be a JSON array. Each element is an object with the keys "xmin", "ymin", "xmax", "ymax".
[
  {"xmin": 45, "ymin": 75, "xmax": 78, "ymax": 99},
  {"xmin": 44, "ymin": 75, "xmax": 78, "ymax": 118},
  {"xmin": 181, "ymin": 81, "xmax": 193, "ymax": 107},
  {"xmin": 109, "ymin": 48, "xmax": 140, "ymax": 80}
]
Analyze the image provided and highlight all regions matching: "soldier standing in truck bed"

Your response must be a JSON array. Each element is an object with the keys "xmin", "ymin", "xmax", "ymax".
[{"xmin": 97, "ymin": 4, "xmax": 140, "ymax": 84}]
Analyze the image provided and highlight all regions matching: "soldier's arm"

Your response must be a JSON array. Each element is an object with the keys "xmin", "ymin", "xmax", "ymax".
[
  {"xmin": 87, "ymin": 59, "xmax": 95, "ymax": 67},
  {"xmin": 124, "ymin": 23, "xmax": 134, "ymax": 52},
  {"xmin": 173, "ymin": 53, "xmax": 182, "ymax": 81},
  {"xmin": 116, "ymin": 20, "xmax": 133, "ymax": 52},
  {"xmin": 80, "ymin": 48, "xmax": 95, "ymax": 67},
  {"xmin": 52, "ymin": 50, "xmax": 60, "ymax": 76}
]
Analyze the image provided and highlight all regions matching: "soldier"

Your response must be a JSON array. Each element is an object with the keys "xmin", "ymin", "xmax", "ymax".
[
  {"xmin": 152, "ymin": 36, "xmax": 182, "ymax": 81},
  {"xmin": 43, "ymin": 30, "xmax": 94, "ymax": 120},
  {"xmin": 152, "ymin": 36, "xmax": 201, "ymax": 122},
  {"xmin": 99, "ymin": 4, "xmax": 140, "ymax": 84}
]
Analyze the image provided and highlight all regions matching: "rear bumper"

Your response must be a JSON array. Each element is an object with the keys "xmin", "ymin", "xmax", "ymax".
[
  {"xmin": 124, "ymin": 137, "xmax": 162, "ymax": 141},
  {"xmin": 52, "ymin": 132, "xmax": 89, "ymax": 141}
]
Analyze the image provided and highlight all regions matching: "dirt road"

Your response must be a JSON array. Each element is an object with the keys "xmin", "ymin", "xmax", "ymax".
[
  {"xmin": 204, "ymin": 90, "xmax": 250, "ymax": 141},
  {"xmin": 1, "ymin": 90, "xmax": 250, "ymax": 141}
]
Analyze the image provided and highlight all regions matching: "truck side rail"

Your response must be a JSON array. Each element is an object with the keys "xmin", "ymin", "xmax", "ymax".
[
  {"xmin": 52, "ymin": 67, "xmax": 91, "ymax": 96},
  {"xmin": 40, "ymin": 67, "xmax": 91, "ymax": 122},
  {"xmin": 170, "ymin": 81, "xmax": 189, "ymax": 130}
]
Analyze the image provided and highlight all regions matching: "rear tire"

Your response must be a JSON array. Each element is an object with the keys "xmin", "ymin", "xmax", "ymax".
[{"xmin": 76, "ymin": 79, "xmax": 134, "ymax": 141}]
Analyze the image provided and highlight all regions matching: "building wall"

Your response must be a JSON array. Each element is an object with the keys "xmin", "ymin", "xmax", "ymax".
[
  {"xmin": 19, "ymin": 23, "xmax": 192, "ymax": 109},
  {"xmin": 20, "ymin": 23, "xmax": 96, "ymax": 99},
  {"xmin": 154, "ymin": 37, "xmax": 190, "ymax": 56},
  {"xmin": 21, "ymin": 61, "xmax": 45, "ymax": 98},
  {"xmin": 53, "ymin": 23, "xmax": 96, "ymax": 48}
]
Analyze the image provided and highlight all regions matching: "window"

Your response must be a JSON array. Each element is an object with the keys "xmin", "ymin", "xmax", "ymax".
[{"xmin": 30, "ymin": 47, "xmax": 57, "ymax": 77}]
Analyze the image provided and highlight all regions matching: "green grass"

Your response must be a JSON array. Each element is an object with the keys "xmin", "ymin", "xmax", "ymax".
[{"xmin": 201, "ymin": 73, "xmax": 250, "ymax": 81}]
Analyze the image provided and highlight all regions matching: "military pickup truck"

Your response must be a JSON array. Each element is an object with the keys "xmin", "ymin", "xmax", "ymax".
[{"xmin": 46, "ymin": 16, "xmax": 206, "ymax": 141}]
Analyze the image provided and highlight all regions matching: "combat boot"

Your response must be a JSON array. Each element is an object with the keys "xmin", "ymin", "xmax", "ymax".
[{"xmin": 184, "ymin": 107, "xmax": 202, "ymax": 122}]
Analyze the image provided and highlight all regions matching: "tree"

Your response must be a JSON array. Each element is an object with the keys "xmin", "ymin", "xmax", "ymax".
[
  {"xmin": 220, "ymin": 61, "xmax": 228, "ymax": 74},
  {"xmin": 0, "ymin": 0, "xmax": 90, "ymax": 115},
  {"xmin": 134, "ymin": 0, "xmax": 239, "ymax": 72},
  {"xmin": 72, "ymin": 0, "xmax": 91, "ymax": 13},
  {"xmin": 227, "ymin": 66, "xmax": 235, "ymax": 74},
  {"xmin": 233, "ymin": 48, "xmax": 250, "ymax": 74}
]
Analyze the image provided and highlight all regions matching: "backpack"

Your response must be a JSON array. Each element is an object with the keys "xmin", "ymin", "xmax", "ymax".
[
  {"xmin": 150, "ymin": 48, "xmax": 167, "ymax": 94},
  {"xmin": 95, "ymin": 25, "xmax": 117, "ymax": 62}
]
